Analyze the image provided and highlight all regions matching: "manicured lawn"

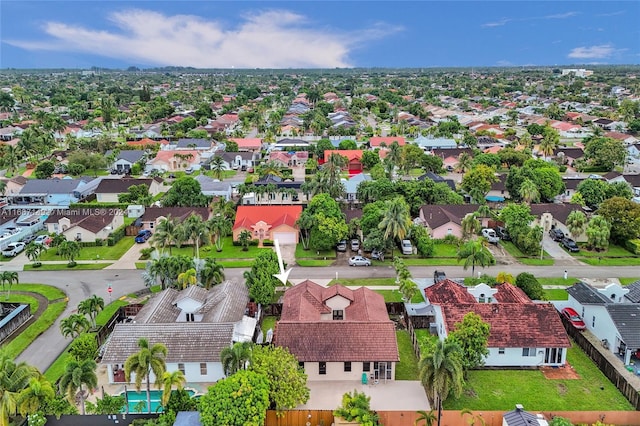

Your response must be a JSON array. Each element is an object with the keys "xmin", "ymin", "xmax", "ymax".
[
  {"xmin": 619, "ymin": 278, "xmax": 639, "ymax": 285},
  {"xmin": 574, "ymin": 244, "xmax": 634, "ymax": 258},
  {"xmin": 3, "ymin": 294, "xmax": 39, "ymax": 314},
  {"xmin": 395, "ymin": 330, "xmax": 419, "ymax": 380},
  {"xmin": 168, "ymin": 237, "xmax": 268, "ymax": 259},
  {"xmin": 261, "ymin": 316, "xmax": 277, "ymax": 332},
  {"xmin": 432, "ymin": 243, "xmax": 459, "ymax": 257},
  {"xmin": 414, "ymin": 329, "xmax": 438, "ymax": 349},
  {"xmin": 296, "ymin": 259, "xmax": 335, "ymax": 267},
  {"xmin": 44, "ymin": 343, "xmax": 72, "ymax": 384},
  {"xmin": 218, "ymin": 260, "xmax": 253, "ymax": 268},
  {"xmin": 501, "ymin": 241, "xmax": 554, "ymax": 266},
  {"xmin": 295, "ymin": 244, "xmax": 335, "ymax": 259},
  {"xmin": 39, "ymin": 238, "xmax": 135, "ymax": 261},
  {"xmin": 406, "ymin": 258, "xmax": 461, "ymax": 266},
  {"xmin": 444, "ymin": 342, "xmax": 633, "ymax": 411},
  {"xmin": 376, "ymin": 290, "xmax": 423, "ymax": 303},
  {"xmin": 24, "ymin": 263, "xmax": 111, "ymax": 270},
  {"xmin": 3, "ymin": 301, "xmax": 67, "ymax": 359},
  {"xmin": 537, "ymin": 277, "xmax": 578, "ymax": 287},
  {"xmin": 95, "ymin": 300, "xmax": 129, "ymax": 327},
  {"xmin": 135, "ymin": 262, "xmax": 148, "ymax": 269},
  {"xmin": 579, "ymin": 257, "xmax": 640, "ymax": 266},
  {"xmin": 329, "ymin": 278, "xmax": 396, "ymax": 287},
  {"xmin": 519, "ymin": 257, "xmax": 554, "ymax": 266},
  {"xmin": 543, "ymin": 289, "xmax": 569, "ymax": 300},
  {"xmin": 15, "ymin": 284, "xmax": 66, "ymax": 301}
]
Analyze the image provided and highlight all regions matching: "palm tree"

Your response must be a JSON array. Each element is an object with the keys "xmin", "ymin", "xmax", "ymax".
[
  {"xmin": 78, "ymin": 295, "xmax": 104, "ymax": 329},
  {"xmin": 199, "ymin": 257, "xmax": 225, "ymax": 289},
  {"xmin": 415, "ymin": 409, "xmax": 437, "ymax": 426},
  {"xmin": 460, "ymin": 214, "xmax": 481, "ymax": 241},
  {"xmin": 57, "ymin": 240, "xmax": 81, "ymax": 266},
  {"xmin": 124, "ymin": 338, "xmax": 167, "ymax": 414},
  {"xmin": 220, "ymin": 342, "xmax": 253, "ymax": 376},
  {"xmin": 566, "ymin": 210, "xmax": 587, "ymax": 240},
  {"xmin": 24, "ymin": 243, "xmax": 45, "ymax": 267},
  {"xmin": 0, "ymin": 351, "xmax": 39, "ymax": 426},
  {"xmin": 539, "ymin": 126, "xmax": 558, "ymax": 160},
  {"xmin": 179, "ymin": 213, "xmax": 208, "ymax": 257},
  {"xmin": 496, "ymin": 271, "xmax": 515, "ymax": 284},
  {"xmin": 519, "ymin": 178, "xmax": 540, "ymax": 204},
  {"xmin": 59, "ymin": 359, "xmax": 97, "ymax": 415},
  {"xmin": 151, "ymin": 217, "xmax": 181, "ymax": 255},
  {"xmin": 17, "ymin": 374, "xmax": 55, "ymax": 418},
  {"xmin": 460, "ymin": 408, "xmax": 487, "ymax": 426},
  {"xmin": 418, "ymin": 339, "xmax": 464, "ymax": 426},
  {"xmin": 206, "ymin": 215, "xmax": 232, "ymax": 252},
  {"xmin": 457, "ymin": 239, "xmax": 495, "ymax": 277},
  {"xmin": 399, "ymin": 279, "xmax": 419, "ymax": 302},
  {"xmin": 456, "ymin": 152, "xmax": 473, "ymax": 174},
  {"xmin": 209, "ymin": 156, "xmax": 226, "ymax": 180},
  {"xmin": 378, "ymin": 197, "xmax": 412, "ymax": 258},
  {"xmin": 238, "ymin": 230, "xmax": 252, "ymax": 251},
  {"xmin": 177, "ymin": 268, "xmax": 197, "ymax": 289},
  {"xmin": 0, "ymin": 272, "xmax": 18, "ymax": 300},
  {"xmin": 160, "ymin": 371, "xmax": 186, "ymax": 407},
  {"xmin": 60, "ymin": 314, "xmax": 91, "ymax": 338}
]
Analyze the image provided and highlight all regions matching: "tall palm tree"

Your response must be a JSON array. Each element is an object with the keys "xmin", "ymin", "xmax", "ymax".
[
  {"xmin": 457, "ymin": 239, "xmax": 494, "ymax": 277},
  {"xmin": 160, "ymin": 371, "xmax": 186, "ymax": 407},
  {"xmin": 460, "ymin": 214, "xmax": 481, "ymax": 241},
  {"xmin": 566, "ymin": 210, "xmax": 587, "ymax": 240},
  {"xmin": 519, "ymin": 178, "xmax": 540, "ymax": 204},
  {"xmin": 151, "ymin": 217, "xmax": 181, "ymax": 255},
  {"xmin": 418, "ymin": 339, "xmax": 464, "ymax": 426},
  {"xmin": 456, "ymin": 152, "xmax": 473, "ymax": 174},
  {"xmin": 199, "ymin": 257, "xmax": 225, "ymax": 289},
  {"xmin": 24, "ymin": 243, "xmax": 45, "ymax": 267},
  {"xmin": 206, "ymin": 215, "xmax": 232, "ymax": 252},
  {"xmin": 378, "ymin": 197, "xmax": 412, "ymax": 257},
  {"xmin": 0, "ymin": 351, "xmax": 39, "ymax": 426},
  {"xmin": 60, "ymin": 314, "xmax": 91, "ymax": 338},
  {"xmin": 539, "ymin": 126, "xmax": 558, "ymax": 160},
  {"xmin": 210, "ymin": 156, "xmax": 226, "ymax": 180},
  {"xmin": 59, "ymin": 359, "xmax": 97, "ymax": 415},
  {"xmin": 177, "ymin": 268, "xmax": 197, "ymax": 289},
  {"xmin": 78, "ymin": 295, "xmax": 104, "ymax": 329},
  {"xmin": 179, "ymin": 213, "xmax": 208, "ymax": 257},
  {"xmin": 57, "ymin": 240, "xmax": 81, "ymax": 266},
  {"xmin": 124, "ymin": 338, "xmax": 167, "ymax": 414},
  {"xmin": 17, "ymin": 374, "xmax": 55, "ymax": 418},
  {"xmin": 220, "ymin": 342, "xmax": 253, "ymax": 376},
  {"xmin": 0, "ymin": 272, "xmax": 18, "ymax": 300}
]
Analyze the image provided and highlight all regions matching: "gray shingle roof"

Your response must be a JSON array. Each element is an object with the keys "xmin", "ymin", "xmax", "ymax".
[
  {"xmin": 566, "ymin": 281, "xmax": 610, "ymax": 305},
  {"xmin": 176, "ymin": 138, "xmax": 211, "ymax": 148},
  {"xmin": 503, "ymin": 406, "xmax": 542, "ymax": 426},
  {"xmin": 605, "ymin": 304, "xmax": 640, "ymax": 349},
  {"xmin": 625, "ymin": 280, "xmax": 640, "ymax": 303},
  {"xmin": 20, "ymin": 179, "xmax": 84, "ymax": 195},
  {"xmin": 101, "ymin": 323, "xmax": 234, "ymax": 364},
  {"xmin": 107, "ymin": 150, "xmax": 145, "ymax": 163}
]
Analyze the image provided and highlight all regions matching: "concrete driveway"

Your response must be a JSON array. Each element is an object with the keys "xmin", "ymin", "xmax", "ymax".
[
  {"xmin": 299, "ymin": 380, "xmax": 429, "ymax": 411},
  {"xmin": 542, "ymin": 234, "xmax": 582, "ymax": 266}
]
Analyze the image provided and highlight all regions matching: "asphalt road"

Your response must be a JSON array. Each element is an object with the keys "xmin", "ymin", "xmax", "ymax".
[{"xmin": 14, "ymin": 263, "xmax": 640, "ymax": 372}]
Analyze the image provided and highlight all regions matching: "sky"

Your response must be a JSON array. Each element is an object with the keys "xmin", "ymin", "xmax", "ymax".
[{"xmin": 1, "ymin": 1, "xmax": 638, "ymax": 69}]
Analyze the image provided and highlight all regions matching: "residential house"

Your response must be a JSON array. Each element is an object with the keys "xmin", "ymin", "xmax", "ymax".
[
  {"xmin": 194, "ymin": 175, "xmax": 234, "ymax": 200},
  {"xmin": 431, "ymin": 148, "xmax": 474, "ymax": 171},
  {"xmin": 125, "ymin": 138, "xmax": 169, "ymax": 149},
  {"xmin": 214, "ymin": 152, "xmax": 255, "ymax": 170},
  {"xmin": 139, "ymin": 207, "xmax": 210, "ymax": 232},
  {"xmin": 274, "ymin": 280, "xmax": 399, "ymax": 382},
  {"xmin": 530, "ymin": 204, "xmax": 586, "ymax": 241},
  {"xmin": 368, "ymin": 136, "xmax": 405, "ymax": 148},
  {"xmin": 413, "ymin": 136, "xmax": 457, "ymax": 150},
  {"xmin": 250, "ymin": 175, "xmax": 304, "ymax": 204},
  {"xmin": 426, "ymin": 280, "xmax": 570, "ymax": 367},
  {"xmin": 559, "ymin": 178, "xmax": 586, "ymax": 203},
  {"xmin": 627, "ymin": 144, "xmax": 640, "ymax": 159},
  {"xmin": 273, "ymin": 139, "xmax": 310, "ymax": 150},
  {"xmin": 416, "ymin": 172, "xmax": 456, "ymax": 191},
  {"xmin": 553, "ymin": 147, "xmax": 584, "ymax": 167},
  {"xmin": 418, "ymin": 204, "xmax": 487, "ymax": 239},
  {"xmin": 148, "ymin": 150, "xmax": 201, "ymax": 172},
  {"xmin": 323, "ymin": 150, "xmax": 363, "ymax": 173},
  {"xmin": 606, "ymin": 132, "xmax": 638, "ymax": 146},
  {"xmin": 503, "ymin": 405, "xmax": 548, "ymax": 426},
  {"xmin": 268, "ymin": 151, "xmax": 309, "ymax": 168},
  {"xmin": 486, "ymin": 174, "xmax": 508, "ymax": 203},
  {"xmin": 228, "ymin": 138, "xmax": 263, "ymax": 152},
  {"xmin": 343, "ymin": 173, "xmax": 371, "ymax": 203},
  {"xmin": 176, "ymin": 138, "xmax": 212, "ymax": 150},
  {"xmin": 44, "ymin": 208, "xmax": 124, "ymax": 242},
  {"xmin": 10, "ymin": 178, "xmax": 94, "ymax": 206},
  {"xmin": 107, "ymin": 150, "xmax": 146, "ymax": 174},
  {"xmin": 233, "ymin": 205, "xmax": 302, "ymax": 244},
  {"xmin": 562, "ymin": 280, "xmax": 640, "ymax": 364},
  {"xmin": 101, "ymin": 281, "xmax": 253, "ymax": 384},
  {"xmin": 0, "ymin": 176, "xmax": 27, "ymax": 196},
  {"xmin": 94, "ymin": 177, "xmax": 164, "ymax": 203}
]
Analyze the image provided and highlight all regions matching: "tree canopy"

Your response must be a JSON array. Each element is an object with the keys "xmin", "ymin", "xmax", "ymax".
[
  {"xmin": 448, "ymin": 312, "xmax": 490, "ymax": 370},
  {"xmin": 162, "ymin": 176, "xmax": 209, "ymax": 207},
  {"xmin": 244, "ymin": 251, "xmax": 281, "ymax": 305}
]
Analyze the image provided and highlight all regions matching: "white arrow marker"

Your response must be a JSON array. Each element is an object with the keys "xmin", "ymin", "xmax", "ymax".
[{"xmin": 273, "ymin": 239, "xmax": 292, "ymax": 285}]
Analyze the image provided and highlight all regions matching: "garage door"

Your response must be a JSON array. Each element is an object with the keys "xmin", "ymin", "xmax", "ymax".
[{"xmin": 272, "ymin": 232, "xmax": 297, "ymax": 244}]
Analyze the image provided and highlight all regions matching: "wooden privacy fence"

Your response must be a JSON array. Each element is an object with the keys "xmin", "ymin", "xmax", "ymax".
[{"xmin": 265, "ymin": 410, "xmax": 334, "ymax": 426}]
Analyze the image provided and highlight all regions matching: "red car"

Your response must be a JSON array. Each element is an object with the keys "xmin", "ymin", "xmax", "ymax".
[{"xmin": 561, "ymin": 307, "xmax": 586, "ymax": 330}]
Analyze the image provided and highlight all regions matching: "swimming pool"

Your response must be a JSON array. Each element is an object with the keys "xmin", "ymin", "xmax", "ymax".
[{"xmin": 120, "ymin": 389, "xmax": 195, "ymax": 413}]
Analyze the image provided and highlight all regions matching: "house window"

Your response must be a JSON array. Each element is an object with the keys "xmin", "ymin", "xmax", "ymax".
[
  {"xmin": 344, "ymin": 362, "xmax": 351, "ymax": 372},
  {"xmin": 149, "ymin": 222, "xmax": 154, "ymax": 229},
  {"xmin": 479, "ymin": 293, "xmax": 485, "ymax": 303},
  {"xmin": 447, "ymin": 228, "xmax": 453, "ymax": 235},
  {"xmin": 333, "ymin": 310, "xmax": 344, "ymax": 320},
  {"xmin": 522, "ymin": 348, "xmax": 536, "ymax": 357},
  {"xmin": 363, "ymin": 362, "xmax": 370, "ymax": 372},
  {"xmin": 498, "ymin": 348, "xmax": 505, "ymax": 355},
  {"xmin": 178, "ymin": 363, "xmax": 185, "ymax": 374},
  {"xmin": 319, "ymin": 362, "xmax": 326, "ymax": 375},
  {"xmin": 298, "ymin": 362, "xmax": 304, "ymax": 371},
  {"xmin": 186, "ymin": 313, "xmax": 195, "ymax": 322},
  {"xmin": 592, "ymin": 316, "xmax": 596, "ymax": 328},
  {"xmin": 200, "ymin": 363, "xmax": 207, "ymax": 375}
]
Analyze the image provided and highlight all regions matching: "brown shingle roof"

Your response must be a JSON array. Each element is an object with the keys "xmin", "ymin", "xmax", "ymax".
[
  {"xmin": 274, "ymin": 321, "xmax": 399, "ymax": 362},
  {"xmin": 529, "ymin": 203, "xmax": 582, "ymax": 225},
  {"xmin": 44, "ymin": 208, "xmax": 121, "ymax": 233},
  {"xmin": 141, "ymin": 207, "xmax": 209, "ymax": 223},
  {"xmin": 94, "ymin": 178, "xmax": 157, "ymax": 194},
  {"xmin": 101, "ymin": 323, "xmax": 234, "ymax": 364},
  {"xmin": 419, "ymin": 204, "xmax": 480, "ymax": 230}
]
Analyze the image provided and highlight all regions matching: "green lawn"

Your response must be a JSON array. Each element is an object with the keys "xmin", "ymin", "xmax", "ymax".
[
  {"xmin": 537, "ymin": 277, "xmax": 578, "ymax": 287},
  {"xmin": 501, "ymin": 241, "xmax": 554, "ymax": 265},
  {"xmin": 95, "ymin": 300, "xmax": 129, "ymax": 327},
  {"xmin": 3, "ymin": 301, "xmax": 67, "ymax": 359},
  {"xmin": 296, "ymin": 259, "xmax": 335, "ymax": 267},
  {"xmin": 375, "ymin": 290, "xmax": 424, "ymax": 303},
  {"xmin": 261, "ymin": 316, "xmax": 277, "ymax": 332},
  {"xmin": 39, "ymin": 237, "xmax": 135, "ymax": 261},
  {"xmin": 432, "ymin": 243, "xmax": 459, "ymax": 257},
  {"xmin": 444, "ymin": 342, "xmax": 633, "ymax": 411},
  {"xmin": 543, "ymin": 289, "xmax": 569, "ymax": 300},
  {"xmin": 218, "ymin": 260, "xmax": 254, "ymax": 268},
  {"xmin": 619, "ymin": 278, "xmax": 640, "ymax": 285},
  {"xmin": 519, "ymin": 257, "xmax": 555, "ymax": 266},
  {"xmin": 24, "ymin": 263, "xmax": 111, "ymax": 271},
  {"xmin": 44, "ymin": 343, "xmax": 73, "ymax": 384},
  {"xmin": 3, "ymin": 295, "xmax": 39, "ymax": 314},
  {"xmin": 135, "ymin": 262, "xmax": 148, "ymax": 269},
  {"xmin": 15, "ymin": 284, "xmax": 66, "ymax": 301},
  {"xmin": 295, "ymin": 244, "xmax": 336, "ymax": 259},
  {"xmin": 579, "ymin": 257, "xmax": 640, "ymax": 266},
  {"xmin": 329, "ymin": 278, "xmax": 396, "ymax": 287},
  {"xmin": 167, "ymin": 237, "xmax": 268, "ymax": 259},
  {"xmin": 405, "ymin": 258, "xmax": 461, "ymax": 266},
  {"xmin": 574, "ymin": 244, "xmax": 635, "ymax": 258},
  {"xmin": 395, "ymin": 330, "xmax": 419, "ymax": 380}
]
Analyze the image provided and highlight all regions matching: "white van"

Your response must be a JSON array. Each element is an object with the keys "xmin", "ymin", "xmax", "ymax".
[{"xmin": 401, "ymin": 239, "xmax": 413, "ymax": 255}]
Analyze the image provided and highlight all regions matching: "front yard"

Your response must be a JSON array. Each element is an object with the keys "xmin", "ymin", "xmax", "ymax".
[
  {"xmin": 570, "ymin": 244, "xmax": 640, "ymax": 266},
  {"xmin": 501, "ymin": 241, "xmax": 554, "ymax": 266},
  {"xmin": 444, "ymin": 342, "xmax": 633, "ymax": 411},
  {"xmin": 159, "ymin": 237, "xmax": 269, "ymax": 260},
  {"xmin": 38, "ymin": 237, "xmax": 135, "ymax": 261}
]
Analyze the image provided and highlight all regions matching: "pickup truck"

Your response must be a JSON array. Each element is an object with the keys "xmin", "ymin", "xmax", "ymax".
[{"xmin": 481, "ymin": 228, "xmax": 500, "ymax": 244}]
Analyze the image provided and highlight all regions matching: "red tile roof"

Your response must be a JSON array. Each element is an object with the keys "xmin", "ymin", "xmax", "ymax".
[
  {"xmin": 369, "ymin": 136, "xmax": 405, "ymax": 147},
  {"xmin": 229, "ymin": 138, "xmax": 262, "ymax": 149},
  {"xmin": 324, "ymin": 150, "xmax": 363, "ymax": 161},
  {"xmin": 233, "ymin": 206, "xmax": 302, "ymax": 231},
  {"xmin": 494, "ymin": 283, "xmax": 533, "ymax": 304},
  {"xmin": 425, "ymin": 279, "xmax": 477, "ymax": 304}
]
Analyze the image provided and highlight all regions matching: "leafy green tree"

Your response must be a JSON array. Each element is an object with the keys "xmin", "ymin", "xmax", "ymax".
[
  {"xmin": 399, "ymin": 279, "xmax": 419, "ymax": 302},
  {"xmin": 145, "ymin": 255, "xmax": 195, "ymax": 290},
  {"xmin": 85, "ymin": 394, "xmax": 126, "ymax": 415},
  {"xmin": 586, "ymin": 216, "xmax": 611, "ymax": 251},
  {"xmin": 314, "ymin": 139, "xmax": 335, "ymax": 160},
  {"xmin": 68, "ymin": 333, "xmax": 98, "ymax": 361},
  {"xmin": 250, "ymin": 345, "xmax": 309, "ymax": 414},
  {"xmin": 506, "ymin": 159, "xmax": 564, "ymax": 202},
  {"xmin": 179, "ymin": 213, "xmax": 209, "ymax": 257},
  {"xmin": 78, "ymin": 295, "xmax": 104, "ymax": 328},
  {"xmin": 338, "ymin": 139, "xmax": 357, "ymax": 150},
  {"xmin": 499, "ymin": 203, "xmax": 534, "ymax": 236},
  {"xmin": 577, "ymin": 179, "xmax": 609, "ymax": 208},
  {"xmin": 34, "ymin": 160, "xmax": 55, "ymax": 179},
  {"xmin": 162, "ymin": 176, "xmax": 209, "ymax": 207},
  {"xmin": 244, "ymin": 251, "xmax": 280, "ymax": 305},
  {"xmin": 310, "ymin": 212, "xmax": 349, "ymax": 251},
  {"xmin": 59, "ymin": 359, "xmax": 97, "ymax": 415},
  {"xmin": 583, "ymin": 137, "xmax": 627, "ymax": 171},
  {"xmin": 447, "ymin": 312, "xmax": 490, "ymax": 370},
  {"xmin": 421, "ymin": 154, "xmax": 444, "ymax": 173},
  {"xmin": 118, "ymin": 184, "xmax": 152, "ymax": 206},
  {"xmin": 539, "ymin": 125, "xmax": 559, "ymax": 159},
  {"xmin": 333, "ymin": 390, "xmax": 380, "ymax": 426},
  {"xmin": 515, "ymin": 273, "xmax": 544, "ymax": 300},
  {"xmin": 566, "ymin": 210, "xmax": 588, "ymax": 241},
  {"xmin": 124, "ymin": 338, "xmax": 168, "ymax": 414},
  {"xmin": 199, "ymin": 370, "xmax": 270, "ymax": 426},
  {"xmin": 461, "ymin": 165, "xmax": 498, "ymax": 202},
  {"xmin": 457, "ymin": 240, "xmax": 495, "ymax": 277},
  {"xmin": 60, "ymin": 314, "xmax": 91, "ymax": 339},
  {"xmin": 165, "ymin": 388, "xmax": 197, "ymax": 413},
  {"xmin": 598, "ymin": 197, "xmax": 640, "ymax": 244},
  {"xmin": 460, "ymin": 214, "xmax": 481, "ymax": 241},
  {"xmin": 472, "ymin": 153, "xmax": 501, "ymax": 169},
  {"xmin": 606, "ymin": 181, "xmax": 633, "ymax": 200},
  {"xmin": 400, "ymin": 144, "xmax": 426, "ymax": 175},
  {"xmin": 361, "ymin": 150, "xmax": 380, "ymax": 170}
]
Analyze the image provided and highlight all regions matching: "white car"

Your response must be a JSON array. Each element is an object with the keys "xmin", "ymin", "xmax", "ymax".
[
  {"xmin": 348, "ymin": 256, "xmax": 371, "ymax": 266},
  {"xmin": 481, "ymin": 228, "xmax": 500, "ymax": 244},
  {"xmin": 2, "ymin": 242, "xmax": 25, "ymax": 257},
  {"xmin": 401, "ymin": 239, "xmax": 413, "ymax": 255}
]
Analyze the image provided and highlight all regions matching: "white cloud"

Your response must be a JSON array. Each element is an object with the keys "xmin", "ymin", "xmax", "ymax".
[
  {"xmin": 482, "ymin": 11, "xmax": 577, "ymax": 28},
  {"xmin": 568, "ymin": 44, "xmax": 617, "ymax": 59},
  {"xmin": 482, "ymin": 18, "xmax": 511, "ymax": 28},
  {"xmin": 5, "ymin": 9, "xmax": 402, "ymax": 68},
  {"xmin": 496, "ymin": 60, "xmax": 514, "ymax": 66},
  {"xmin": 545, "ymin": 12, "xmax": 579, "ymax": 19}
]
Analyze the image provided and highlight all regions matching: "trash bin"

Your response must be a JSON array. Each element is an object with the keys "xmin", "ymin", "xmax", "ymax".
[{"xmin": 361, "ymin": 373, "xmax": 368, "ymax": 385}]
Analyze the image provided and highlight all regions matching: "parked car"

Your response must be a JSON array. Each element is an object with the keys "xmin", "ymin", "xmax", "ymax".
[
  {"xmin": 336, "ymin": 240, "xmax": 347, "ymax": 252},
  {"xmin": 496, "ymin": 226, "xmax": 511, "ymax": 241},
  {"xmin": 350, "ymin": 239, "xmax": 360, "ymax": 252},
  {"xmin": 561, "ymin": 238, "xmax": 579, "ymax": 253},
  {"xmin": 400, "ymin": 239, "xmax": 413, "ymax": 255},
  {"xmin": 549, "ymin": 228, "xmax": 565, "ymax": 241},
  {"xmin": 21, "ymin": 235, "xmax": 37, "ymax": 244},
  {"xmin": 371, "ymin": 249, "xmax": 384, "ymax": 260},
  {"xmin": 33, "ymin": 235, "xmax": 52, "ymax": 246},
  {"xmin": 481, "ymin": 228, "xmax": 499, "ymax": 244},
  {"xmin": 348, "ymin": 256, "xmax": 371, "ymax": 266},
  {"xmin": 561, "ymin": 307, "xmax": 586, "ymax": 330},
  {"xmin": 185, "ymin": 167, "xmax": 194, "ymax": 175},
  {"xmin": 434, "ymin": 270, "xmax": 446, "ymax": 283},
  {"xmin": 135, "ymin": 230, "xmax": 153, "ymax": 243},
  {"xmin": 2, "ymin": 242, "xmax": 25, "ymax": 257}
]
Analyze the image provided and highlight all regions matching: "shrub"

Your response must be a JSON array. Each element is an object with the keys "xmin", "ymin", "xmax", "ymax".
[
  {"xmin": 515, "ymin": 272, "xmax": 544, "ymax": 300},
  {"xmin": 625, "ymin": 239, "xmax": 640, "ymax": 255},
  {"xmin": 139, "ymin": 247, "xmax": 156, "ymax": 260},
  {"xmin": 333, "ymin": 390, "xmax": 379, "ymax": 426},
  {"xmin": 416, "ymin": 235, "xmax": 435, "ymax": 257},
  {"xmin": 262, "ymin": 239, "xmax": 274, "ymax": 246},
  {"xmin": 441, "ymin": 234, "xmax": 461, "ymax": 245},
  {"xmin": 107, "ymin": 224, "xmax": 126, "ymax": 246}
]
